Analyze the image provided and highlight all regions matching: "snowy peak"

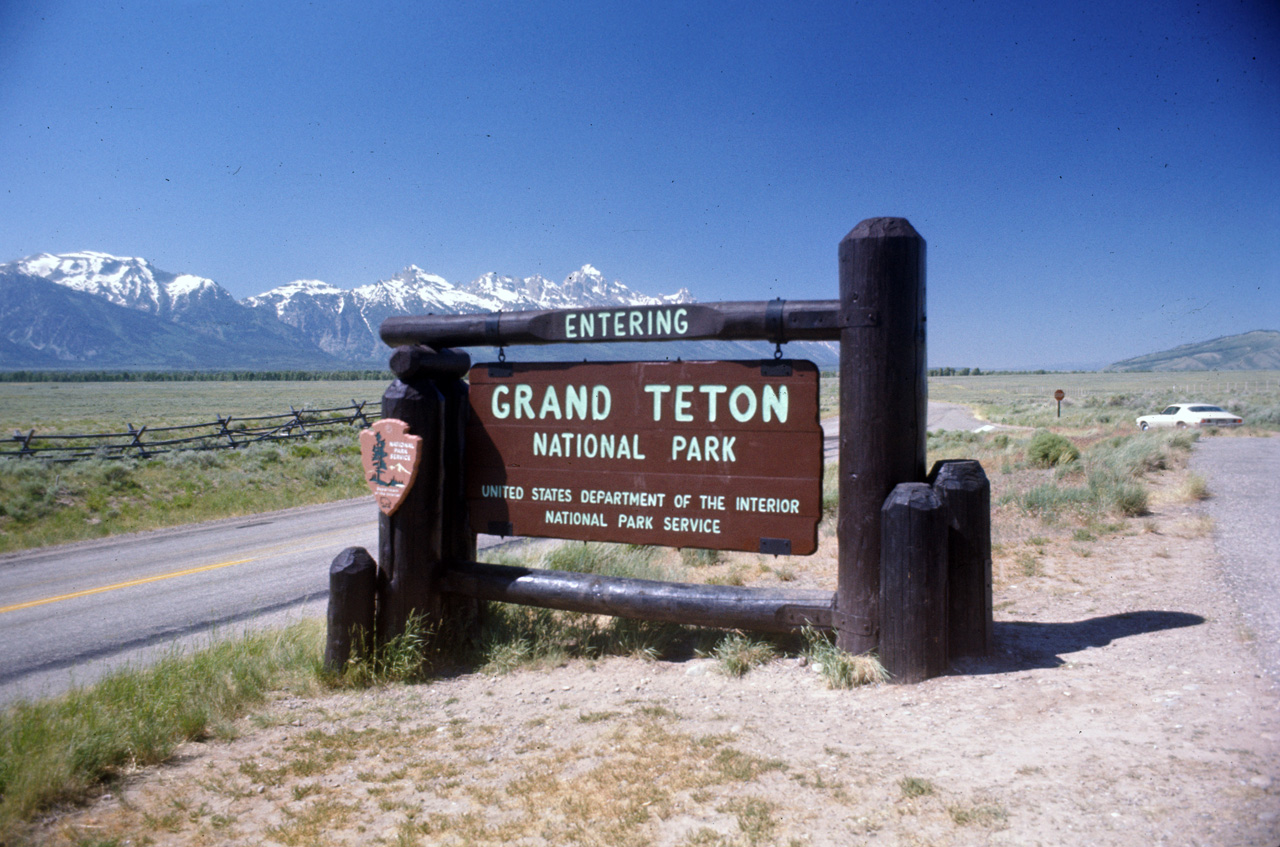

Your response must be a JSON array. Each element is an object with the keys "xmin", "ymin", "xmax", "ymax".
[
  {"xmin": 4, "ymin": 251, "xmax": 234, "ymax": 322},
  {"xmin": 454, "ymin": 264, "xmax": 693, "ymax": 313},
  {"xmin": 354, "ymin": 266, "xmax": 474, "ymax": 315}
]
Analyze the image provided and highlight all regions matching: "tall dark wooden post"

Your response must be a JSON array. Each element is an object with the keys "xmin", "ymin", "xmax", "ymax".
[
  {"xmin": 377, "ymin": 345, "xmax": 481, "ymax": 653},
  {"xmin": 436, "ymin": 374, "xmax": 484, "ymax": 646},
  {"xmin": 378, "ymin": 378, "xmax": 446, "ymax": 644},
  {"xmin": 836, "ymin": 218, "xmax": 927, "ymax": 655}
]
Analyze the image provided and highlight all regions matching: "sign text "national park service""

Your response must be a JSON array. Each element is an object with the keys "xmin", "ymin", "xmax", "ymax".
[{"xmin": 465, "ymin": 359, "xmax": 823, "ymax": 555}]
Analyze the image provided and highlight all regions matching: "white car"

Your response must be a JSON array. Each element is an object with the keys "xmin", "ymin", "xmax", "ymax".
[{"xmin": 1136, "ymin": 403, "xmax": 1243, "ymax": 430}]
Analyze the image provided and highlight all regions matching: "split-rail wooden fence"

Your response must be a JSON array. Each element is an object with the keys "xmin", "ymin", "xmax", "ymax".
[{"xmin": 2, "ymin": 402, "xmax": 377, "ymax": 462}]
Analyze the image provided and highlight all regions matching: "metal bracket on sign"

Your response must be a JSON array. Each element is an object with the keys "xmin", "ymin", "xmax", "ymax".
[
  {"xmin": 778, "ymin": 604, "xmax": 834, "ymax": 629},
  {"xmin": 831, "ymin": 610, "xmax": 875, "ymax": 637},
  {"xmin": 759, "ymin": 537, "xmax": 791, "ymax": 556}
]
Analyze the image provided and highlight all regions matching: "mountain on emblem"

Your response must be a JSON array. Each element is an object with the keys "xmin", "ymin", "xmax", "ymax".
[{"xmin": 359, "ymin": 419, "xmax": 422, "ymax": 515}]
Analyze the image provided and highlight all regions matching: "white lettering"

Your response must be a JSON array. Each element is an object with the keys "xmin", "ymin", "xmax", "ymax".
[
  {"xmin": 538, "ymin": 386, "xmax": 562, "ymax": 420},
  {"xmin": 532, "ymin": 432, "xmax": 644, "ymax": 460},
  {"xmin": 661, "ymin": 515, "xmax": 721, "ymax": 534},
  {"xmin": 617, "ymin": 513, "xmax": 654, "ymax": 530},
  {"xmin": 592, "ymin": 385, "xmax": 611, "ymax": 420},
  {"xmin": 734, "ymin": 496, "xmax": 802, "ymax": 514},
  {"xmin": 491, "ymin": 385, "xmax": 510, "ymax": 419},
  {"xmin": 514, "ymin": 384, "xmax": 535, "ymax": 420},
  {"xmin": 645, "ymin": 384, "xmax": 672, "ymax": 421},
  {"xmin": 544, "ymin": 510, "xmax": 607, "ymax": 527},
  {"xmin": 565, "ymin": 385, "xmax": 588, "ymax": 420},
  {"xmin": 480, "ymin": 484, "xmax": 523, "ymax": 499},
  {"xmin": 674, "ymin": 385, "xmax": 695, "ymax": 422},
  {"xmin": 729, "ymin": 385, "xmax": 756, "ymax": 422},
  {"xmin": 699, "ymin": 385, "xmax": 728, "ymax": 421},
  {"xmin": 671, "ymin": 435, "xmax": 736, "ymax": 462},
  {"xmin": 762, "ymin": 385, "xmax": 788, "ymax": 423}
]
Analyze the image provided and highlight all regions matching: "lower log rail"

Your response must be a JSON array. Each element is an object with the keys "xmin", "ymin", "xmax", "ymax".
[{"xmin": 439, "ymin": 561, "xmax": 835, "ymax": 634}]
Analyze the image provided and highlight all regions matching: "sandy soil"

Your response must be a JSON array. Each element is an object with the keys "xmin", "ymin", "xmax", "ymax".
[{"xmin": 29, "ymin": 462, "xmax": 1280, "ymax": 847}]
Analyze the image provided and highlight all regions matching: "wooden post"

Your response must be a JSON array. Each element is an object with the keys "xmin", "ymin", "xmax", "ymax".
[
  {"xmin": 324, "ymin": 547, "xmax": 377, "ymax": 672},
  {"xmin": 377, "ymin": 378, "xmax": 446, "ymax": 645},
  {"xmin": 836, "ymin": 218, "xmax": 927, "ymax": 654},
  {"xmin": 879, "ymin": 483, "xmax": 948, "ymax": 683},
  {"xmin": 437, "ymin": 375, "xmax": 484, "ymax": 647},
  {"xmin": 929, "ymin": 459, "xmax": 993, "ymax": 658}
]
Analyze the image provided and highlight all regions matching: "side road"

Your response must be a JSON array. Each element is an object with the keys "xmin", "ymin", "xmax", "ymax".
[{"xmin": 1190, "ymin": 436, "xmax": 1280, "ymax": 688}]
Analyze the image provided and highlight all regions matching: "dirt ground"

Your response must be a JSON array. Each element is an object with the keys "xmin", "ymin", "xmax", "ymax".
[{"xmin": 30, "ymin": 462, "xmax": 1280, "ymax": 847}]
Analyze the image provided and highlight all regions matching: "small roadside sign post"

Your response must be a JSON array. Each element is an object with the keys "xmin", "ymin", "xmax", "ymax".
[{"xmin": 1054, "ymin": 389, "xmax": 1065, "ymax": 418}]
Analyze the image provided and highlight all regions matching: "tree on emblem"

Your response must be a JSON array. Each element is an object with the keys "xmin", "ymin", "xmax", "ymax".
[{"xmin": 367, "ymin": 431, "xmax": 402, "ymax": 487}]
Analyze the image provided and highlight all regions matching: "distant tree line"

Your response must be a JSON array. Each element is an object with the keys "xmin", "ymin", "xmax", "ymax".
[
  {"xmin": 0, "ymin": 369, "xmax": 392, "ymax": 383},
  {"xmin": 928, "ymin": 367, "xmax": 984, "ymax": 376}
]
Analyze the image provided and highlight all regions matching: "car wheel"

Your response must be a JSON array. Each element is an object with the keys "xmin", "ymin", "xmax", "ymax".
[
  {"xmin": 1176, "ymin": 422, "xmax": 1187, "ymax": 430},
  {"xmin": 1139, "ymin": 422, "xmax": 1149, "ymax": 431}
]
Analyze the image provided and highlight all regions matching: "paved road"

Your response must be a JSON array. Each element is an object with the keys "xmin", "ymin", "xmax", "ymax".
[
  {"xmin": 0, "ymin": 498, "xmax": 379, "ymax": 704},
  {"xmin": 1189, "ymin": 437, "xmax": 1280, "ymax": 688},
  {"xmin": 0, "ymin": 401, "xmax": 1003, "ymax": 706}
]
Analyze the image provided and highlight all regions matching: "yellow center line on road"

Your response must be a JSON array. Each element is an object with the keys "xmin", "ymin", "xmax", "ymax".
[
  {"xmin": 0, "ymin": 557, "xmax": 257, "ymax": 615},
  {"xmin": 0, "ymin": 532, "xmax": 371, "ymax": 615}
]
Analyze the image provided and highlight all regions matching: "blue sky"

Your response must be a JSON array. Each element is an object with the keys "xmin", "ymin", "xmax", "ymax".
[{"xmin": 2, "ymin": 0, "xmax": 1276, "ymax": 369}]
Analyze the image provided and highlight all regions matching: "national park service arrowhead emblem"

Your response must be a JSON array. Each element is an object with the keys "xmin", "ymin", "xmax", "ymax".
[{"xmin": 359, "ymin": 418, "xmax": 422, "ymax": 515}]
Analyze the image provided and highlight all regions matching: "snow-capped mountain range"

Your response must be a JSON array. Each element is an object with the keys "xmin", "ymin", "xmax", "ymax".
[
  {"xmin": 241, "ymin": 262, "xmax": 692, "ymax": 362},
  {"xmin": 7, "ymin": 250, "xmax": 804, "ymax": 370}
]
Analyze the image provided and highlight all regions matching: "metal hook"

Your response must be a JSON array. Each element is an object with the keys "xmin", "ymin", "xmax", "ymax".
[
  {"xmin": 497, "ymin": 346, "xmax": 506, "ymax": 363},
  {"xmin": 774, "ymin": 343, "xmax": 783, "ymax": 360}
]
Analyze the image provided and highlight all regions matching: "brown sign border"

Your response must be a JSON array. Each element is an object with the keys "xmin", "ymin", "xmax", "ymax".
[{"xmin": 465, "ymin": 359, "xmax": 823, "ymax": 555}]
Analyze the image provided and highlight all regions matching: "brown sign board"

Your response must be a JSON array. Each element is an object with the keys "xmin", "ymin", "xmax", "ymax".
[
  {"xmin": 465, "ymin": 359, "xmax": 823, "ymax": 555},
  {"xmin": 1054, "ymin": 389, "xmax": 1065, "ymax": 402}
]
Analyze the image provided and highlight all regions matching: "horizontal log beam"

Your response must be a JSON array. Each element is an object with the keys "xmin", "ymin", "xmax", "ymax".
[
  {"xmin": 439, "ymin": 561, "xmax": 835, "ymax": 634},
  {"xmin": 380, "ymin": 299, "xmax": 841, "ymax": 349}
]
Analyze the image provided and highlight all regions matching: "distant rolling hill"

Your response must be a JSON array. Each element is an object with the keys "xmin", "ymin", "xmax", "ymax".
[{"xmin": 1105, "ymin": 330, "xmax": 1280, "ymax": 372}]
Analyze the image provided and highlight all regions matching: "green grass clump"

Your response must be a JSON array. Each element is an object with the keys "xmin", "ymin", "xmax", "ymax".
[
  {"xmin": 332, "ymin": 613, "xmax": 434, "ymax": 688},
  {"xmin": 802, "ymin": 628, "xmax": 888, "ymax": 688},
  {"xmin": 1026, "ymin": 430, "xmax": 1079, "ymax": 467},
  {"xmin": 900, "ymin": 776, "xmax": 937, "ymax": 797},
  {"xmin": 705, "ymin": 633, "xmax": 776, "ymax": 677},
  {"xmin": 0, "ymin": 621, "xmax": 323, "ymax": 841}
]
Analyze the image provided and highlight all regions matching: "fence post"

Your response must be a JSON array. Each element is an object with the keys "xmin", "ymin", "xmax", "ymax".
[
  {"xmin": 879, "ymin": 482, "xmax": 948, "ymax": 683},
  {"xmin": 929, "ymin": 459, "xmax": 993, "ymax": 658},
  {"xmin": 836, "ymin": 218, "xmax": 927, "ymax": 655},
  {"xmin": 324, "ymin": 547, "xmax": 377, "ymax": 671}
]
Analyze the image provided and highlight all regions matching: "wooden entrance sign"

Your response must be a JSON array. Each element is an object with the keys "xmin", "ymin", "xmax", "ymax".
[
  {"xmin": 327, "ymin": 217, "xmax": 993, "ymax": 685},
  {"xmin": 466, "ymin": 359, "xmax": 823, "ymax": 555}
]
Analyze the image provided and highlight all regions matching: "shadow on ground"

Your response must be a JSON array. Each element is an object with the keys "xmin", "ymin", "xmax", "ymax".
[{"xmin": 950, "ymin": 610, "xmax": 1206, "ymax": 675}]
